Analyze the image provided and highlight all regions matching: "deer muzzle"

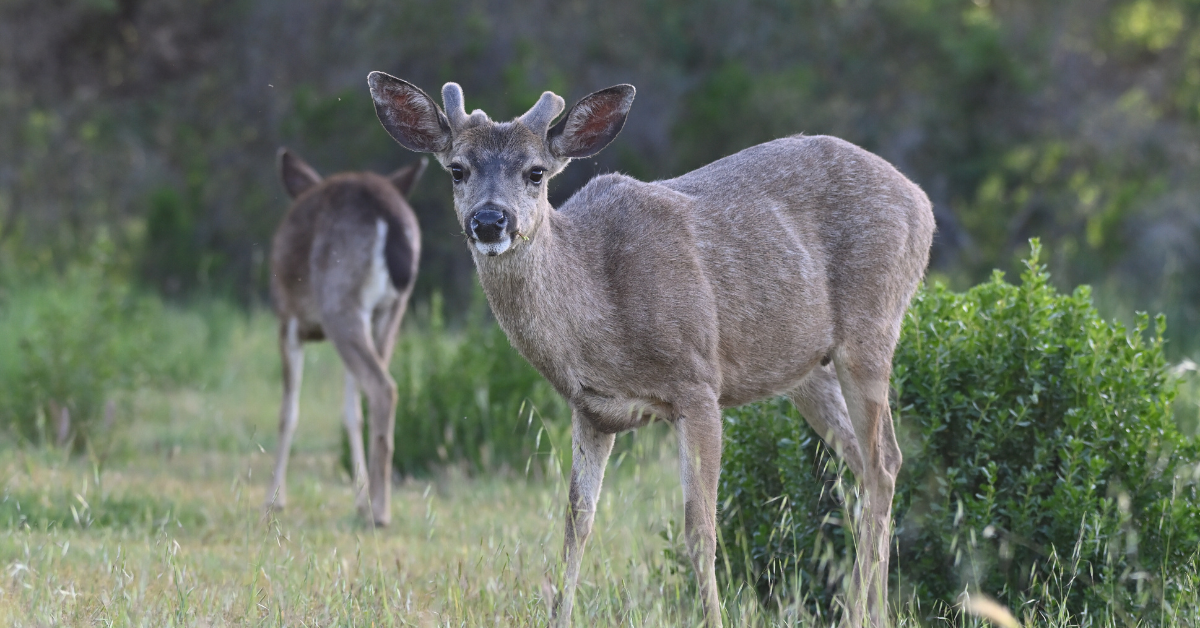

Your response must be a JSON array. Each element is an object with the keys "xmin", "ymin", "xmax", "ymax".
[{"xmin": 468, "ymin": 206, "xmax": 514, "ymax": 245}]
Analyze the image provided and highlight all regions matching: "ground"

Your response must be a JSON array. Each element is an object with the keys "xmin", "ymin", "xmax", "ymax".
[
  {"xmin": 4, "ymin": 313, "xmax": 1187, "ymax": 627},
  {"xmin": 0, "ymin": 316, "xmax": 746, "ymax": 627}
]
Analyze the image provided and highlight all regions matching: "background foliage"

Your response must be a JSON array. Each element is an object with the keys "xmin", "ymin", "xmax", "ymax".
[
  {"xmin": 3, "ymin": 0, "xmax": 1200, "ymax": 352},
  {"xmin": 0, "ymin": 236, "xmax": 232, "ymax": 450},
  {"xmin": 718, "ymin": 243, "xmax": 1200, "ymax": 622}
]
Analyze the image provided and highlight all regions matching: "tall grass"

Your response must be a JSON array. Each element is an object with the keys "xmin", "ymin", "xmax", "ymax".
[{"xmin": 3, "ymin": 426, "xmax": 1198, "ymax": 626}]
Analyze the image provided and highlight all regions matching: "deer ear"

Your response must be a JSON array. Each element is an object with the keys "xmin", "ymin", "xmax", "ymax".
[
  {"xmin": 278, "ymin": 148, "xmax": 322, "ymax": 199},
  {"xmin": 548, "ymin": 85, "xmax": 635, "ymax": 159},
  {"xmin": 368, "ymin": 72, "xmax": 452, "ymax": 153},
  {"xmin": 388, "ymin": 157, "xmax": 428, "ymax": 197}
]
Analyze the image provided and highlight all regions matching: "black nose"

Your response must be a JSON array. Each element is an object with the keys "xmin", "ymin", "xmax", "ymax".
[{"xmin": 469, "ymin": 208, "xmax": 509, "ymax": 243}]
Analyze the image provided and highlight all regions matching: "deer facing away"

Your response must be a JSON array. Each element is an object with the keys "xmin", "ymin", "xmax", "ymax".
[
  {"xmin": 265, "ymin": 148, "xmax": 424, "ymax": 527},
  {"xmin": 367, "ymin": 73, "xmax": 934, "ymax": 627}
]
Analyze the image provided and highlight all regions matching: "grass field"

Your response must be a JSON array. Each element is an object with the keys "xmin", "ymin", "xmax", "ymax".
[
  {"xmin": 0, "ymin": 314, "xmax": 732, "ymax": 627},
  {"xmin": 2, "ymin": 312, "xmax": 1197, "ymax": 627}
]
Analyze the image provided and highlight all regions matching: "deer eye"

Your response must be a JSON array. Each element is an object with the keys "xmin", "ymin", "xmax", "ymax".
[
  {"xmin": 528, "ymin": 167, "xmax": 545, "ymax": 184},
  {"xmin": 450, "ymin": 163, "xmax": 465, "ymax": 183}
]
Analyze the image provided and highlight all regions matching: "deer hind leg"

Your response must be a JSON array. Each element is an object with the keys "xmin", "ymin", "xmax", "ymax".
[
  {"xmin": 677, "ymin": 391, "xmax": 724, "ymax": 628},
  {"xmin": 551, "ymin": 411, "xmax": 615, "ymax": 628},
  {"xmin": 788, "ymin": 363, "xmax": 865, "ymax": 479},
  {"xmin": 266, "ymin": 317, "xmax": 305, "ymax": 512},
  {"xmin": 834, "ymin": 344, "xmax": 902, "ymax": 628},
  {"xmin": 327, "ymin": 311, "xmax": 398, "ymax": 527},
  {"xmin": 342, "ymin": 369, "xmax": 369, "ymax": 515},
  {"xmin": 346, "ymin": 299, "xmax": 405, "ymax": 517},
  {"xmin": 371, "ymin": 297, "xmax": 407, "ymax": 364}
]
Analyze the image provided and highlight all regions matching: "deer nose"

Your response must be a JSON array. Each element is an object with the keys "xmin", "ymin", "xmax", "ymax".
[{"xmin": 469, "ymin": 207, "xmax": 509, "ymax": 243}]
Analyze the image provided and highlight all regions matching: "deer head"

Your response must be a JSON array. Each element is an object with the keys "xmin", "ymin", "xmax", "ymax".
[{"xmin": 367, "ymin": 73, "xmax": 634, "ymax": 257}]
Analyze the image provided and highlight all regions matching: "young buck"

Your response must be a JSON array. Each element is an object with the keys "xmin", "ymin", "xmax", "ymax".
[
  {"xmin": 265, "ymin": 148, "xmax": 424, "ymax": 527},
  {"xmin": 367, "ymin": 73, "xmax": 934, "ymax": 627}
]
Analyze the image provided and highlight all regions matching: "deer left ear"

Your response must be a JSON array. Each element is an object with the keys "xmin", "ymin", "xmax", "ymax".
[
  {"xmin": 368, "ymin": 72, "xmax": 452, "ymax": 153},
  {"xmin": 388, "ymin": 157, "xmax": 428, "ymax": 197},
  {"xmin": 278, "ymin": 148, "xmax": 322, "ymax": 199},
  {"xmin": 548, "ymin": 85, "xmax": 635, "ymax": 159}
]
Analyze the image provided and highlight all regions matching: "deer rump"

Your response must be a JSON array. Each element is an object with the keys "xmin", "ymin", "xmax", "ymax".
[
  {"xmin": 337, "ymin": 180, "xmax": 416, "ymax": 292},
  {"xmin": 308, "ymin": 177, "xmax": 417, "ymax": 294}
]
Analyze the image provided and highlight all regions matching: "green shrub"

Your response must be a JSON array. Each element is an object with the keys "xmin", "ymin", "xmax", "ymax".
[
  {"xmin": 342, "ymin": 292, "xmax": 569, "ymax": 478},
  {"xmin": 719, "ymin": 241, "xmax": 1200, "ymax": 622},
  {"xmin": 0, "ymin": 263, "xmax": 231, "ymax": 450}
]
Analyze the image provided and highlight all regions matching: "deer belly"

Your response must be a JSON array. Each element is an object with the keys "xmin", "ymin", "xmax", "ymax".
[
  {"xmin": 574, "ymin": 387, "xmax": 675, "ymax": 433},
  {"xmin": 715, "ymin": 318, "xmax": 835, "ymax": 407}
]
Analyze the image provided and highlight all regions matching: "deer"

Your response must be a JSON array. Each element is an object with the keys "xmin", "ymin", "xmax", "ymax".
[
  {"xmin": 264, "ymin": 147, "xmax": 425, "ymax": 527},
  {"xmin": 366, "ymin": 73, "xmax": 934, "ymax": 628}
]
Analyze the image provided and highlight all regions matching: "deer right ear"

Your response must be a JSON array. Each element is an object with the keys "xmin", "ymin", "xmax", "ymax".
[
  {"xmin": 278, "ymin": 148, "xmax": 322, "ymax": 199},
  {"xmin": 548, "ymin": 85, "xmax": 635, "ymax": 159},
  {"xmin": 368, "ymin": 72, "xmax": 452, "ymax": 153}
]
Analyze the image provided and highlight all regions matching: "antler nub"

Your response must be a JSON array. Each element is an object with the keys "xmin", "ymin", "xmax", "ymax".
[
  {"xmin": 441, "ymin": 83, "xmax": 468, "ymax": 129},
  {"xmin": 442, "ymin": 82, "xmax": 491, "ymax": 131},
  {"xmin": 519, "ymin": 91, "xmax": 566, "ymax": 135}
]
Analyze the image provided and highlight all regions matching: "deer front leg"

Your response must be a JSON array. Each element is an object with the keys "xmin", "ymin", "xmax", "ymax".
[
  {"xmin": 551, "ymin": 411, "xmax": 615, "ymax": 628},
  {"xmin": 677, "ymin": 393, "xmax": 724, "ymax": 628},
  {"xmin": 266, "ymin": 318, "xmax": 304, "ymax": 512}
]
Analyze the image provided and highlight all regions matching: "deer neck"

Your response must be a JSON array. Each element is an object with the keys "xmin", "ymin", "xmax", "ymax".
[{"xmin": 473, "ymin": 207, "xmax": 596, "ymax": 391}]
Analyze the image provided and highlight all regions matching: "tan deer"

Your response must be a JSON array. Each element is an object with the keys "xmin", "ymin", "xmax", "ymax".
[
  {"xmin": 265, "ymin": 148, "xmax": 424, "ymax": 527},
  {"xmin": 367, "ymin": 73, "xmax": 933, "ymax": 627}
]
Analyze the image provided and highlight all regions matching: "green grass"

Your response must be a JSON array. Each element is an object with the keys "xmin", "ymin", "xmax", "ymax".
[
  {"xmin": 2, "ymin": 312, "xmax": 1198, "ymax": 626},
  {"xmin": 0, "ymin": 444, "xmax": 705, "ymax": 626}
]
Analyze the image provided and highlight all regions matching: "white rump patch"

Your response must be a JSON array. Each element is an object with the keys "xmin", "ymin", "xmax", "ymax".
[{"xmin": 361, "ymin": 219, "xmax": 397, "ymax": 310}]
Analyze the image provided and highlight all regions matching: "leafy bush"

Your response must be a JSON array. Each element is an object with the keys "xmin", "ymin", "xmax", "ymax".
[
  {"xmin": 0, "ymin": 262, "xmax": 231, "ymax": 450},
  {"xmin": 719, "ymin": 242, "xmax": 1200, "ymax": 622},
  {"xmin": 341, "ymin": 292, "xmax": 570, "ymax": 478}
]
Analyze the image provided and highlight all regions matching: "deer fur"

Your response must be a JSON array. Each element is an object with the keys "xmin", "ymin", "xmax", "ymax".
[
  {"xmin": 367, "ymin": 73, "xmax": 934, "ymax": 627},
  {"xmin": 265, "ymin": 148, "xmax": 425, "ymax": 527}
]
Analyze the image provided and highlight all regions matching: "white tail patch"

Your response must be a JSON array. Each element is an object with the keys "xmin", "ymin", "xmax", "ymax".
[{"xmin": 361, "ymin": 218, "xmax": 397, "ymax": 313}]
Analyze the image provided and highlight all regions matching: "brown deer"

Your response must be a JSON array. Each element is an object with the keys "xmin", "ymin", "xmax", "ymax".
[
  {"xmin": 264, "ymin": 148, "xmax": 424, "ymax": 527},
  {"xmin": 367, "ymin": 73, "xmax": 933, "ymax": 627}
]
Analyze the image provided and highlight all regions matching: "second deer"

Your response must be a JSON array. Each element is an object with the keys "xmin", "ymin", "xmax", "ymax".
[{"xmin": 264, "ymin": 148, "xmax": 424, "ymax": 527}]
